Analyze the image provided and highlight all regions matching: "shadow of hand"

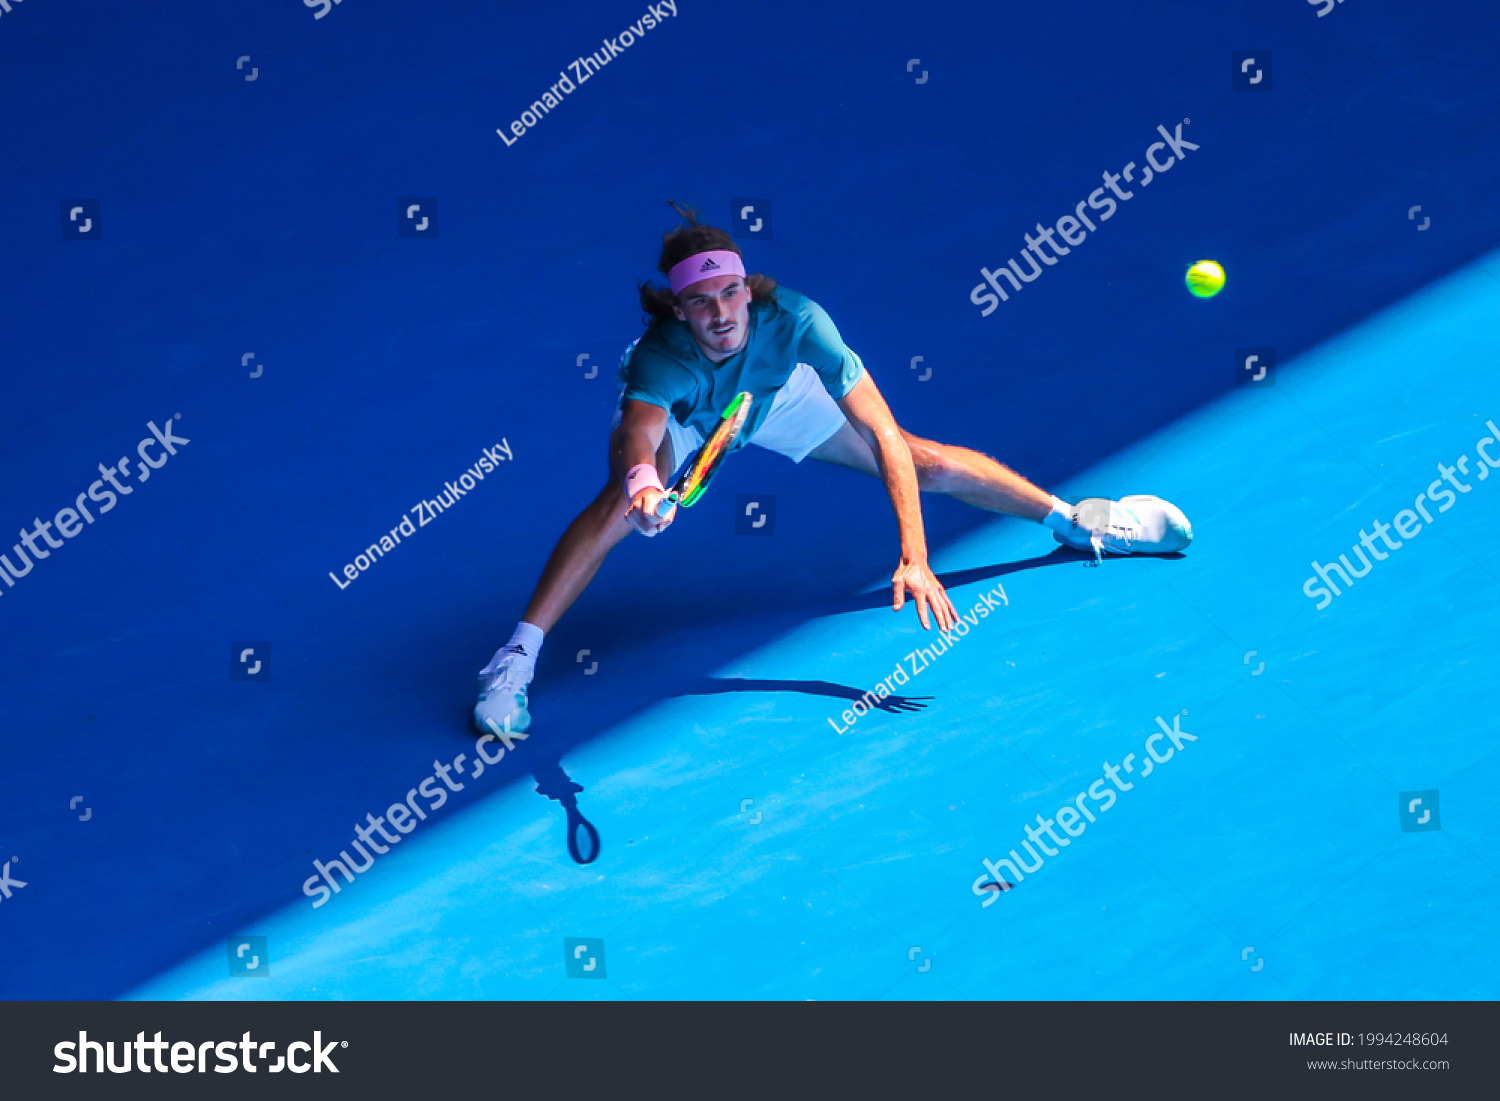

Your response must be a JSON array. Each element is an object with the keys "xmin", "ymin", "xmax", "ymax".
[{"xmin": 870, "ymin": 694, "xmax": 934, "ymax": 714}]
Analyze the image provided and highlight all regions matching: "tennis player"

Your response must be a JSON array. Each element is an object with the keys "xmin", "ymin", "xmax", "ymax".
[{"xmin": 475, "ymin": 205, "xmax": 1192, "ymax": 734}]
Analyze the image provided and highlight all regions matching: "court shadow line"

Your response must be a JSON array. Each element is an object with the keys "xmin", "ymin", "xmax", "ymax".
[
  {"xmin": 103, "ymin": 546, "xmax": 1179, "ymax": 997},
  {"xmin": 505, "ymin": 544, "xmax": 1186, "ymax": 865}
]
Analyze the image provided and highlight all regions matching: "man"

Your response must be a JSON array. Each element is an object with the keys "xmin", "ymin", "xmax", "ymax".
[{"xmin": 474, "ymin": 206, "xmax": 1191, "ymax": 735}]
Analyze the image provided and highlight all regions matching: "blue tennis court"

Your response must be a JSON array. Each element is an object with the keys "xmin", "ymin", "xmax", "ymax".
[{"xmin": 1, "ymin": 0, "xmax": 1496, "ymax": 1001}]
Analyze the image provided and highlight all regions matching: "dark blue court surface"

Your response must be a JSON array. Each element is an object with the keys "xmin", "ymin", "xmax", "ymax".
[{"xmin": 1, "ymin": 0, "xmax": 1497, "ymax": 1000}]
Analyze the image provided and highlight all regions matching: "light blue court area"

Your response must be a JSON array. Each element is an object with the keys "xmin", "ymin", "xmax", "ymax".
[{"xmin": 131, "ymin": 251, "xmax": 1500, "ymax": 1002}]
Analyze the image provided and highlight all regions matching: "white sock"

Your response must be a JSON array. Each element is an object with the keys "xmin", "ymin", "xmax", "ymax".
[
  {"xmin": 481, "ymin": 621, "xmax": 544, "ymax": 675},
  {"xmin": 1040, "ymin": 495, "xmax": 1075, "ymax": 534}
]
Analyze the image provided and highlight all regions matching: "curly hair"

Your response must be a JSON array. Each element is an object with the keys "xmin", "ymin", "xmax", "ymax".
[{"xmin": 637, "ymin": 200, "xmax": 778, "ymax": 324}]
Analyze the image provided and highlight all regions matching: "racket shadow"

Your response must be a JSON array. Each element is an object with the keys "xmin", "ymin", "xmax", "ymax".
[
  {"xmin": 487, "ymin": 546, "xmax": 1183, "ymax": 870},
  {"xmin": 532, "ymin": 756, "xmax": 602, "ymax": 865}
]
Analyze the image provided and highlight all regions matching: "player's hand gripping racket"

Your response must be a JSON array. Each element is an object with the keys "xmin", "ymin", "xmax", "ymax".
[{"xmin": 652, "ymin": 391, "xmax": 752, "ymax": 519}]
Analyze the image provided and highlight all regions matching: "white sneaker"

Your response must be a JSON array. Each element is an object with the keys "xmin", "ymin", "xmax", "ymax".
[
  {"xmin": 1053, "ymin": 495, "xmax": 1193, "ymax": 563},
  {"xmin": 473, "ymin": 646, "xmax": 533, "ymax": 735}
]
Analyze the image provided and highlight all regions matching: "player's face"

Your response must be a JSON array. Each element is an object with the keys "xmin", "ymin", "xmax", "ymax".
[{"xmin": 673, "ymin": 275, "xmax": 751, "ymax": 362}]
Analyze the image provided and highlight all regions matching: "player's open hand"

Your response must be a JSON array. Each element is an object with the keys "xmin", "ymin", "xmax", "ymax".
[
  {"xmin": 892, "ymin": 556, "xmax": 958, "ymax": 631},
  {"xmin": 627, "ymin": 487, "xmax": 675, "ymax": 537}
]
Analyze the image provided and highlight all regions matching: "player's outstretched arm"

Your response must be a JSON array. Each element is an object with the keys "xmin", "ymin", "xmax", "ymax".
[
  {"xmin": 836, "ymin": 374, "xmax": 958, "ymax": 631},
  {"xmin": 613, "ymin": 398, "xmax": 674, "ymax": 536}
]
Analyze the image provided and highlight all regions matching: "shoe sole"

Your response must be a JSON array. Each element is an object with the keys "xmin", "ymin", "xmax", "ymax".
[{"xmin": 472, "ymin": 709, "xmax": 532, "ymax": 737}]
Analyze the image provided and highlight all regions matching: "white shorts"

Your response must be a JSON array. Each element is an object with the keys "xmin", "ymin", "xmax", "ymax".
[{"xmin": 611, "ymin": 348, "xmax": 849, "ymax": 473}]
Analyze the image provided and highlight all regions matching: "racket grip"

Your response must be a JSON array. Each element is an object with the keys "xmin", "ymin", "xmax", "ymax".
[{"xmin": 651, "ymin": 492, "xmax": 679, "ymax": 520}]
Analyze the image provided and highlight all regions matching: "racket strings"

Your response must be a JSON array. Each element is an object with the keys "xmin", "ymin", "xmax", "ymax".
[{"xmin": 678, "ymin": 392, "xmax": 750, "ymax": 505}]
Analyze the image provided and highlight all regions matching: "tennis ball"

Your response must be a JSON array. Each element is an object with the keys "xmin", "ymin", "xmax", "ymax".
[{"xmin": 1185, "ymin": 260, "xmax": 1226, "ymax": 298}]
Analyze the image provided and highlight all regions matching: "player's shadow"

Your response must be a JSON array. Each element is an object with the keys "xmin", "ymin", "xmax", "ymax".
[
  {"xmin": 468, "ymin": 544, "xmax": 1182, "ymax": 870},
  {"xmin": 824, "ymin": 545, "xmax": 1186, "ymax": 616},
  {"xmin": 669, "ymin": 676, "xmax": 933, "ymax": 714},
  {"xmin": 532, "ymin": 756, "xmax": 601, "ymax": 864}
]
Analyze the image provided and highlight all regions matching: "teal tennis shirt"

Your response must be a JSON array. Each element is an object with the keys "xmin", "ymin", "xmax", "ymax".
[{"xmin": 620, "ymin": 287, "xmax": 866, "ymax": 451}]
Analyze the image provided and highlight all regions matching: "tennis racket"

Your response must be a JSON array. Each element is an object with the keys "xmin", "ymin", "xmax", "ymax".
[{"xmin": 652, "ymin": 390, "xmax": 753, "ymax": 519}]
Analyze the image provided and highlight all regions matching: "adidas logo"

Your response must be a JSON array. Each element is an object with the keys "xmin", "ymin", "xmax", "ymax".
[{"xmin": 698, "ymin": 257, "xmax": 720, "ymax": 272}]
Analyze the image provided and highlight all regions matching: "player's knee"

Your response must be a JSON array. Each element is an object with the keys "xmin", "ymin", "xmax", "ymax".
[{"xmin": 904, "ymin": 436, "xmax": 952, "ymax": 491}]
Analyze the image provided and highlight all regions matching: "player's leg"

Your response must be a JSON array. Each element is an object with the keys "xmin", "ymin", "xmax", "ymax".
[
  {"xmin": 519, "ymin": 475, "xmax": 639, "ymax": 634},
  {"xmin": 750, "ymin": 366, "xmax": 1052, "ymax": 517},
  {"xmin": 805, "ymin": 420, "xmax": 1055, "ymax": 520},
  {"xmin": 792, "ymin": 383, "xmax": 1190, "ymax": 559},
  {"xmin": 473, "ymin": 421, "xmax": 678, "ymax": 735}
]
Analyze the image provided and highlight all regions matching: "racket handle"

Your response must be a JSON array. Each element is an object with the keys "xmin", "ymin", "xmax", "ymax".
[{"xmin": 651, "ymin": 492, "xmax": 679, "ymax": 520}]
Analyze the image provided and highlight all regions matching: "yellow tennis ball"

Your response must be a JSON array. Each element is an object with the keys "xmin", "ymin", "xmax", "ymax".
[{"xmin": 1185, "ymin": 260, "xmax": 1226, "ymax": 298}]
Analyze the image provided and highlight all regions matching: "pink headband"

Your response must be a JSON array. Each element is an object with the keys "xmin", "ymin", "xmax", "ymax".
[{"xmin": 667, "ymin": 250, "xmax": 746, "ymax": 296}]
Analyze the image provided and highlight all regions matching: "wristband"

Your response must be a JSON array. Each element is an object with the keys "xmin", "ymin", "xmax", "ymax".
[{"xmin": 625, "ymin": 463, "xmax": 665, "ymax": 500}]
